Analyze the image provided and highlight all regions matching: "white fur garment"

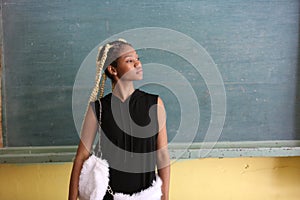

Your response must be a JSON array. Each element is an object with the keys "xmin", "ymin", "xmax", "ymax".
[
  {"xmin": 113, "ymin": 175, "xmax": 162, "ymax": 200},
  {"xmin": 79, "ymin": 155, "xmax": 110, "ymax": 200},
  {"xmin": 78, "ymin": 155, "xmax": 162, "ymax": 200}
]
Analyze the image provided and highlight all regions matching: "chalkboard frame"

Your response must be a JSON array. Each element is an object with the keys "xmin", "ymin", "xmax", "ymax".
[{"xmin": 0, "ymin": 141, "xmax": 300, "ymax": 163}]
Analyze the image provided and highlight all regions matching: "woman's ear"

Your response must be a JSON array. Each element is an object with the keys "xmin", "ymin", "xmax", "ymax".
[{"xmin": 107, "ymin": 65, "xmax": 117, "ymax": 76}]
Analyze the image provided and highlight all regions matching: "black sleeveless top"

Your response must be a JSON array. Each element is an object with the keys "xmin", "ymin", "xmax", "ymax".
[{"xmin": 93, "ymin": 89, "xmax": 159, "ymax": 199}]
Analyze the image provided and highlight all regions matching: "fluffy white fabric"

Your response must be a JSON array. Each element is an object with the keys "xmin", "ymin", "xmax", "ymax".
[
  {"xmin": 78, "ymin": 154, "xmax": 109, "ymax": 200},
  {"xmin": 78, "ymin": 154, "xmax": 162, "ymax": 200},
  {"xmin": 113, "ymin": 175, "xmax": 163, "ymax": 200}
]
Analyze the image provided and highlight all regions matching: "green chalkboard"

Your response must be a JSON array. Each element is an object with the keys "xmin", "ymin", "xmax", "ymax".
[{"xmin": 2, "ymin": 0, "xmax": 300, "ymax": 147}]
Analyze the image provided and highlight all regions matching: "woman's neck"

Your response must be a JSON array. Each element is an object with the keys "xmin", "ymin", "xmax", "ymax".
[{"xmin": 112, "ymin": 80, "xmax": 135, "ymax": 102}]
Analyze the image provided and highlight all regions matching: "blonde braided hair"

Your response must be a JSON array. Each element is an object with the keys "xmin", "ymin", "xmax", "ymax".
[
  {"xmin": 81, "ymin": 39, "xmax": 129, "ymax": 135},
  {"xmin": 89, "ymin": 43, "xmax": 112, "ymax": 102},
  {"xmin": 80, "ymin": 43, "xmax": 112, "ymax": 137}
]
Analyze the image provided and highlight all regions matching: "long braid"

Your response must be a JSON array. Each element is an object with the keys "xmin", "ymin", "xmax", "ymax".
[
  {"xmin": 79, "ymin": 38, "xmax": 131, "ymax": 154},
  {"xmin": 80, "ymin": 44, "xmax": 112, "ymax": 138},
  {"xmin": 99, "ymin": 73, "xmax": 107, "ymax": 99},
  {"xmin": 81, "ymin": 39, "xmax": 129, "ymax": 135},
  {"xmin": 91, "ymin": 38, "xmax": 128, "ymax": 101},
  {"xmin": 96, "ymin": 38, "xmax": 128, "ymax": 97},
  {"xmin": 90, "ymin": 44, "xmax": 112, "ymax": 102}
]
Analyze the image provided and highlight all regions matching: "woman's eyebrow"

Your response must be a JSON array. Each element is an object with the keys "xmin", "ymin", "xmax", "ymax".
[{"xmin": 123, "ymin": 54, "xmax": 138, "ymax": 59}]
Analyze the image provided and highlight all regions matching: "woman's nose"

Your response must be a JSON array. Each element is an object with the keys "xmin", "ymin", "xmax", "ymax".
[{"xmin": 134, "ymin": 59, "xmax": 141, "ymax": 67}]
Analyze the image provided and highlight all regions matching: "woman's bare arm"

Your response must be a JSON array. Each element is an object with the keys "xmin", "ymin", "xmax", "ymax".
[
  {"xmin": 68, "ymin": 104, "xmax": 98, "ymax": 200},
  {"xmin": 156, "ymin": 97, "xmax": 170, "ymax": 200}
]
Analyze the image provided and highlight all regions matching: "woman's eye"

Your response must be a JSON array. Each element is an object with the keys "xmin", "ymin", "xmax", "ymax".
[
  {"xmin": 125, "ymin": 58, "xmax": 140, "ymax": 63},
  {"xmin": 126, "ymin": 59, "xmax": 133, "ymax": 63}
]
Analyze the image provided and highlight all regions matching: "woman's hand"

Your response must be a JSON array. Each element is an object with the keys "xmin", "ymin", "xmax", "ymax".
[
  {"xmin": 156, "ymin": 97, "xmax": 170, "ymax": 200},
  {"xmin": 68, "ymin": 104, "xmax": 98, "ymax": 200}
]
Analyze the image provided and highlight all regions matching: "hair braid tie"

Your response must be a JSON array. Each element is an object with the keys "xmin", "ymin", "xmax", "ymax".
[
  {"xmin": 99, "ymin": 73, "xmax": 107, "ymax": 99},
  {"xmin": 96, "ymin": 45, "xmax": 103, "ymax": 65},
  {"xmin": 117, "ymin": 38, "xmax": 127, "ymax": 43}
]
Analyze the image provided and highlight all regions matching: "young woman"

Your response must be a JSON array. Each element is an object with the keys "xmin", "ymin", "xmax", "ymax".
[{"xmin": 69, "ymin": 39, "xmax": 170, "ymax": 200}]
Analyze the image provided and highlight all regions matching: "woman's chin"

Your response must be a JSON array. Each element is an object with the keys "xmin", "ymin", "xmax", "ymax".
[
  {"xmin": 133, "ymin": 74, "xmax": 143, "ymax": 81},
  {"xmin": 136, "ymin": 75, "xmax": 143, "ymax": 80}
]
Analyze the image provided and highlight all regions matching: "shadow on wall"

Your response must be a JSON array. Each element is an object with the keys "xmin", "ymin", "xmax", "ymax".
[{"xmin": 273, "ymin": 157, "xmax": 300, "ymax": 198}]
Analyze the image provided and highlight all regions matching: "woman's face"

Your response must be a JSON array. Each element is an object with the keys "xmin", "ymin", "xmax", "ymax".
[{"xmin": 114, "ymin": 45, "xmax": 143, "ymax": 81}]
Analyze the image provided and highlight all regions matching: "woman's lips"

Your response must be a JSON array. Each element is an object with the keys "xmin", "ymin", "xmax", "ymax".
[{"xmin": 136, "ymin": 69, "xmax": 143, "ymax": 74}]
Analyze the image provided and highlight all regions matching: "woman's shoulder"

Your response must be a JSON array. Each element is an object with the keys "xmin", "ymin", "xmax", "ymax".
[
  {"xmin": 135, "ymin": 89, "xmax": 159, "ymax": 103},
  {"xmin": 136, "ymin": 89, "xmax": 158, "ymax": 98},
  {"xmin": 136, "ymin": 89, "xmax": 158, "ymax": 96}
]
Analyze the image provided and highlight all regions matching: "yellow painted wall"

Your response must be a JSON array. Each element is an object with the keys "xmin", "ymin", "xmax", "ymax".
[{"xmin": 0, "ymin": 157, "xmax": 299, "ymax": 200}]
